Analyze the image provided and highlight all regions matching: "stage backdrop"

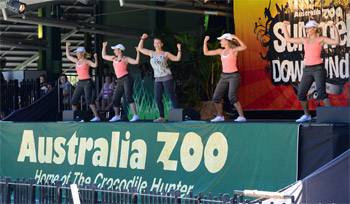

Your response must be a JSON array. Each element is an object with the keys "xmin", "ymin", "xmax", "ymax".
[
  {"xmin": 234, "ymin": 0, "xmax": 349, "ymax": 110},
  {"xmin": 0, "ymin": 122, "xmax": 298, "ymax": 195}
]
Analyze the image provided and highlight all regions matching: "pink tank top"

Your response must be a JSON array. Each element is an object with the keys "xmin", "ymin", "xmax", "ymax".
[
  {"xmin": 113, "ymin": 57, "xmax": 128, "ymax": 78},
  {"xmin": 75, "ymin": 61, "xmax": 90, "ymax": 80},
  {"xmin": 303, "ymin": 38, "xmax": 323, "ymax": 66},
  {"xmin": 221, "ymin": 49, "xmax": 238, "ymax": 73}
]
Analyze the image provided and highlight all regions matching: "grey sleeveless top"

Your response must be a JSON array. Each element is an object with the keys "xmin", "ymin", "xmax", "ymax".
[{"xmin": 150, "ymin": 52, "xmax": 172, "ymax": 79}]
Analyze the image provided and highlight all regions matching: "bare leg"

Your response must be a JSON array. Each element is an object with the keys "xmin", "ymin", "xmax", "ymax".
[
  {"xmin": 129, "ymin": 103, "xmax": 137, "ymax": 115},
  {"xmin": 233, "ymin": 101, "xmax": 244, "ymax": 117},
  {"xmin": 214, "ymin": 103, "xmax": 224, "ymax": 116},
  {"xmin": 300, "ymin": 100, "xmax": 310, "ymax": 115},
  {"xmin": 95, "ymin": 100, "xmax": 101, "ymax": 111},
  {"xmin": 113, "ymin": 106, "xmax": 120, "ymax": 116},
  {"xmin": 89, "ymin": 104, "xmax": 99, "ymax": 118}
]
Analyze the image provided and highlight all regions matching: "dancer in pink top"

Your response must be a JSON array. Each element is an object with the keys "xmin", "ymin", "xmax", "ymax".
[
  {"xmin": 283, "ymin": 20, "xmax": 339, "ymax": 123},
  {"xmin": 66, "ymin": 41, "xmax": 100, "ymax": 122},
  {"xmin": 203, "ymin": 33, "xmax": 247, "ymax": 122},
  {"xmin": 102, "ymin": 41, "xmax": 140, "ymax": 122}
]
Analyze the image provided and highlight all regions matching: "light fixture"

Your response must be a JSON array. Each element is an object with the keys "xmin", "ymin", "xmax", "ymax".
[{"xmin": 6, "ymin": 0, "xmax": 27, "ymax": 14}]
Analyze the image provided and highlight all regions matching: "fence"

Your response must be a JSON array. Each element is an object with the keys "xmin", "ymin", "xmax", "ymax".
[
  {"xmin": 0, "ymin": 178, "xmax": 248, "ymax": 204},
  {"xmin": 0, "ymin": 79, "xmax": 41, "ymax": 119}
]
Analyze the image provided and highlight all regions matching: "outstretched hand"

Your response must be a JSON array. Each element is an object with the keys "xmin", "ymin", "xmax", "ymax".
[
  {"xmin": 102, "ymin": 42, "xmax": 108, "ymax": 47},
  {"xmin": 204, "ymin": 36, "xmax": 210, "ymax": 42},
  {"xmin": 177, "ymin": 43, "xmax": 181, "ymax": 51},
  {"xmin": 141, "ymin": 33, "xmax": 148, "ymax": 40}
]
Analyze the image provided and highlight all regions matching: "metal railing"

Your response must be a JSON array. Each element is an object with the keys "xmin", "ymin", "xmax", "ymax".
[
  {"xmin": 0, "ymin": 178, "xmax": 242, "ymax": 204},
  {"xmin": 0, "ymin": 79, "xmax": 42, "ymax": 119}
]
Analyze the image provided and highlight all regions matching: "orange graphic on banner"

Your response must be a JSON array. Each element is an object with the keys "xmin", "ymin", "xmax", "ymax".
[{"xmin": 234, "ymin": 0, "xmax": 350, "ymax": 110}]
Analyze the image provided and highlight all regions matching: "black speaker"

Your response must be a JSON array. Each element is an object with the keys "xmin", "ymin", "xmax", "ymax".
[
  {"xmin": 62, "ymin": 110, "xmax": 74, "ymax": 121},
  {"xmin": 168, "ymin": 108, "xmax": 200, "ymax": 122},
  {"xmin": 316, "ymin": 107, "xmax": 350, "ymax": 123},
  {"xmin": 69, "ymin": 110, "xmax": 93, "ymax": 122},
  {"xmin": 62, "ymin": 110, "xmax": 92, "ymax": 121}
]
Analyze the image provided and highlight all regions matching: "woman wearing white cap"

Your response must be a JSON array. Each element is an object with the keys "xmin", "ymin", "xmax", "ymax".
[
  {"xmin": 66, "ymin": 42, "xmax": 100, "ymax": 122},
  {"xmin": 203, "ymin": 33, "xmax": 247, "ymax": 122},
  {"xmin": 102, "ymin": 42, "xmax": 140, "ymax": 122},
  {"xmin": 282, "ymin": 20, "xmax": 339, "ymax": 123},
  {"xmin": 137, "ymin": 34, "xmax": 181, "ymax": 123}
]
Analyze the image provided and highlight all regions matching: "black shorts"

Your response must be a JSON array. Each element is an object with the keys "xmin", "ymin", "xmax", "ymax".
[
  {"xmin": 71, "ymin": 79, "xmax": 96, "ymax": 105},
  {"xmin": 213, "ymin": 72, "xmax": 240, "ymax": 104},
  {"xmin": 298, "ymin": 64, "xmax": 327, "ymax": 101}
]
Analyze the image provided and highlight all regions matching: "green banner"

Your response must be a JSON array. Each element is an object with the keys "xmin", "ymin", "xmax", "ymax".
[{"xmin": 0, "ymin": 122, "xmax": 298, "ymax": 195}]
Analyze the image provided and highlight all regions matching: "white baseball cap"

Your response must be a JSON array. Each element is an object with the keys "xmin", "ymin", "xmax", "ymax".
[
  {"xmin": 305, "ymin": 20, "xmax": 319, "ymax": 28},
  {"xmin": 111, "ymin": 44, "xmax": 126, "ymax": 51},
  {"xmin": 74, "ymin": 47, "xmax": 86, "ymax": 53},
  {"xmin": 217, "ymin": 33, "xmax": 234, "ymax": 41}
]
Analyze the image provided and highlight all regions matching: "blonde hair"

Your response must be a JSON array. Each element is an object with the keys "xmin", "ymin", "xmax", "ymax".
[
  {"xmin": 85, "ymin": 53, "xmax": 91, "ymax": 58},
  {"xmin": 77, "ymin": 52, "xmax": 91, "ymax": 59},
  {"xmin": 228, "ymin": 39, "xmax": 240, "ymax": 48}
]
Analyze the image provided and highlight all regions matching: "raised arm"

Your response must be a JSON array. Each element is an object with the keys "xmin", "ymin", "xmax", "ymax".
[
  {"xmin": 126, "ymin": 47, "xmax": 140, "ymax": 65},
  {"xmin": 166, "ymin": 43, "xmax": 181, "ymax": 62},
  {"xmin": 320, "ymin": 23, "xmax": 340, "ymax": 46},
  {"xmin": 203, "ymin": 36, "xmax": 222, "ymax": 56},
  {"xmin": 102, "ymin": 42, "xmax": 115, "ymax": 61},
  {"xmin": 87, "ymin": 53, "xmax": 98, "ymax": 68},
  {"xmin": 65, "ymin": 41, "xmax": 78, "ymax": 63},
  {"xmin": 231, "ymin": 35, "xmax": 247, "ymax": 52},
  {"xmin": 137, "ymin": 33, "xmax": 153, "ymax": 57},
  {"xmin": 282, "ymin": 21, "xmax": 304, "ymax": 44}
]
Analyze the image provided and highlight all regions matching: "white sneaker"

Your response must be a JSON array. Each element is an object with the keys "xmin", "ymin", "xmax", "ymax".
[
  {"xmin": 210, "ymin": 116, "xmax": 225, "ymax": 122},
  {"xmin": 153, "ymin": 118, "xmax": 166, "ymax": 123},
  {"xmin": 109, "ymin": 115, "xmax": 121, "ymax": 122},
  {"xmin": 130, "ymin": 115, "xmax": 140, "ymax": 122},
  {"xmin": 90, "ymin": 117, "xmax": 100, "ymax": 122},
  {"xmin": 296, "ymin": 114, "xmax": 311, "ymax": 123},
  {"xmin": 234, "ymin": 116, "xmax": 247, "ymax": 122}
]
